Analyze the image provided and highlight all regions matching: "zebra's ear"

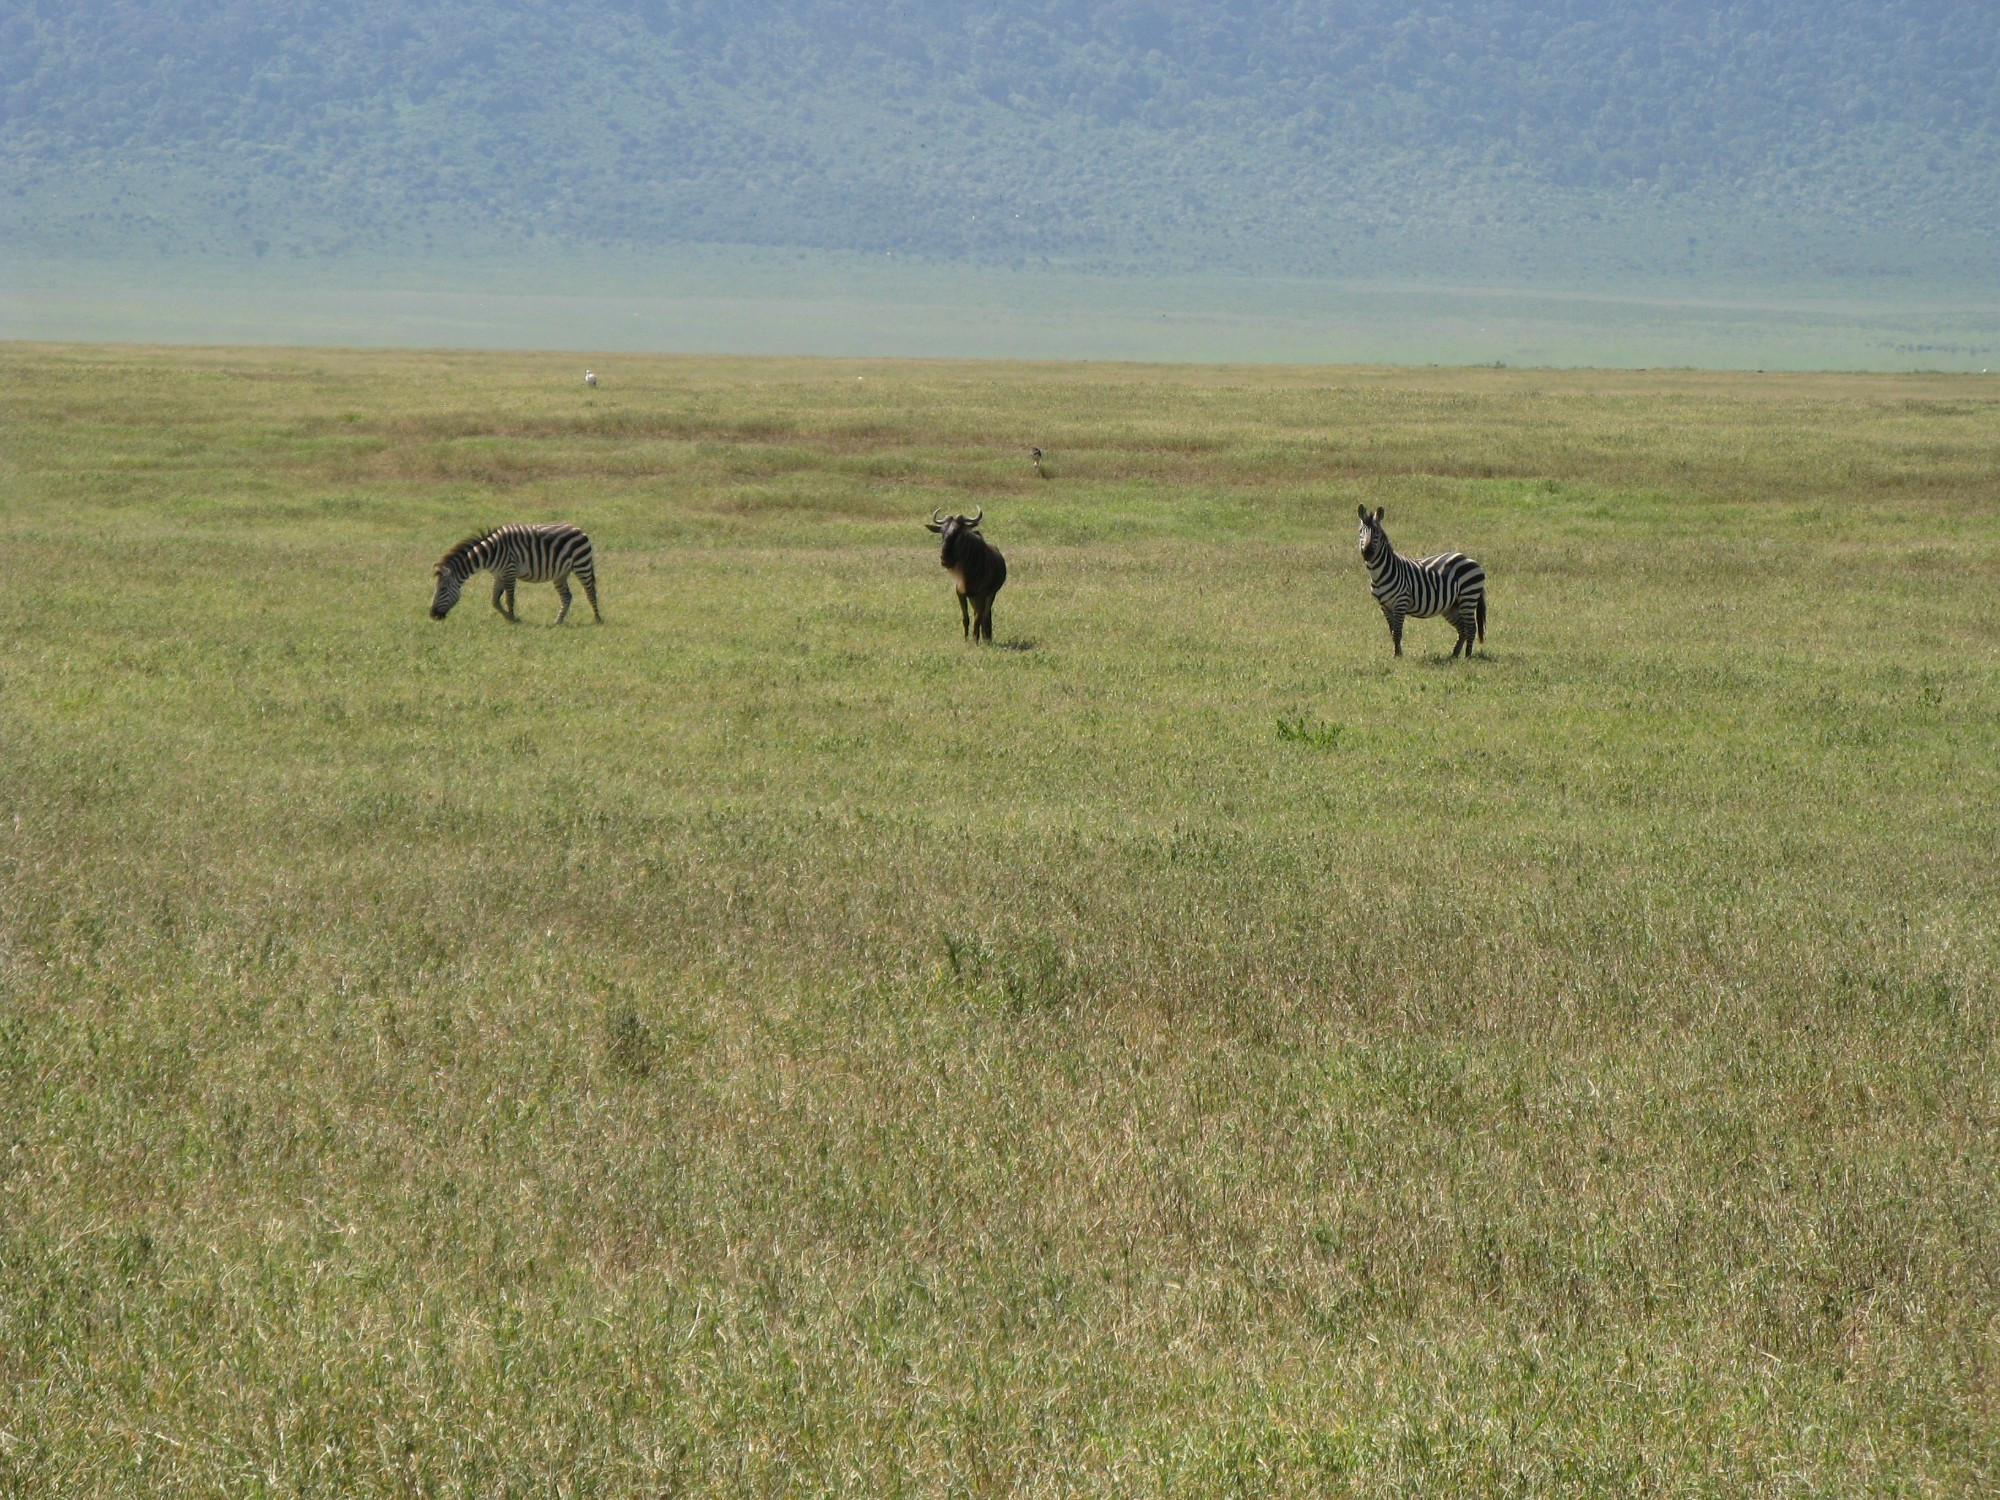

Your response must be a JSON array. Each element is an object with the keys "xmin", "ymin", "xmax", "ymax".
[
  {"xmin": 1358, "ymin": 504, "xmax": 1369, "ymax": 521},
  {"xmin": 1373, "ymin": 506, "xmax": 1385, "ymax": 523}
]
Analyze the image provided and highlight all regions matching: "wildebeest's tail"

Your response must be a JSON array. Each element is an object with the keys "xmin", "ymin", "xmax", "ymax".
[{"xmin": 1476, "ymin": 593, "xmax": 1487, "ymax": 642}]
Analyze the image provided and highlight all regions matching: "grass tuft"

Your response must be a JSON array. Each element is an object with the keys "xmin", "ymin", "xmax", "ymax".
[{"xmin": 1275, "ymin": 714, "xmax": 1345, "ymax": 749}]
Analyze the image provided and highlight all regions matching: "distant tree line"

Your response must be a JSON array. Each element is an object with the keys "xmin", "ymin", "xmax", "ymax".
[{"xmin": 3, "ymin": 2, "xmax": 1995, "ymax": 282}]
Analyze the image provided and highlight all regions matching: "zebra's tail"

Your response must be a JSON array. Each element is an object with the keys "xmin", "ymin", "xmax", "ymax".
[{"xmin": 1476, "ymin": 593, "xmax": 1486, "ymax": 642}]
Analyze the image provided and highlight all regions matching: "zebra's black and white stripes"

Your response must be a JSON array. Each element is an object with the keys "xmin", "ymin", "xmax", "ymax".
[
  {"xmin": 430, "ymin": 523, "xmax": 603, "ymax": 624},
  {"xmin": 1356, "ymin": 505, "xmax": 1485, "ymax": 658}
]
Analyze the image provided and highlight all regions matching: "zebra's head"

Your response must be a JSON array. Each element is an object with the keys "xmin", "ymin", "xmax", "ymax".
[
  {"xmin": 1357, "ymin": 504, "xmax": 1388, "ymax": 563},
  {"xmin": 429, "ymin": 560, "xmax": 465, "ymax": 620},
  {"xmin": 430, "ymin": 533, "xmax": 490, "ymax": 619}
]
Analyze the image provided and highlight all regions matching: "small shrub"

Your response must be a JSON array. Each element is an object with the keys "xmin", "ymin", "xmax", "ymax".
[
  {"xmin": 939, "ymin": 930, "xmax": 1084, "ymax": 1016},
  {"xmin": 1276, "ymin": 714, "xmax": 1343, "ymax": 749},
  {"xmin": 606, "ymin": 1005, "xmax": 659, "ymax": 1080}
]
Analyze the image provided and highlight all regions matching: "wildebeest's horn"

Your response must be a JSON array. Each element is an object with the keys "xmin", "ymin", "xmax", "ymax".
[
  {"xmin": 967, "ymin": 508, "xmax": 983, "ymax": 526},
  {"xmin": 930, "ymin": 507, "xmax": 944, "ymax": 524}
]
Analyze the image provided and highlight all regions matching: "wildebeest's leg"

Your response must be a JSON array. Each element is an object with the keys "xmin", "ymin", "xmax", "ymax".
[
  {"xmin": 959, "ymin": 591, "xmax": 971, "ymax": 640},
  {"xmin": 554, "ymin": 573, "xmax": 573, "ymax": 625},
  {"xmin": 975, "ymin": 595, "xmax": 994, "ymax": 642}
]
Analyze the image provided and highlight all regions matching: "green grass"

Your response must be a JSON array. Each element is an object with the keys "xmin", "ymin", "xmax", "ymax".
[{"xmin": 2, "ymin": 344, "xmax": 1997, "ymax": 1495}]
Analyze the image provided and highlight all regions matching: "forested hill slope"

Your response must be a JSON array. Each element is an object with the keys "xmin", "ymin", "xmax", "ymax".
[{"xmin": 4, "ymin": 1, "xmax": 1997, "ymax": 285}]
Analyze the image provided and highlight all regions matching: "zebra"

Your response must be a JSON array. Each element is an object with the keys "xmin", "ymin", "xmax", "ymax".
[
  {"xmin": 430, "ymin": 523, "xmax": 603, "ymax": 624},
  {"xmin": 1356, "ymin": 505, "xmax": 1485, "ymax": 658}
]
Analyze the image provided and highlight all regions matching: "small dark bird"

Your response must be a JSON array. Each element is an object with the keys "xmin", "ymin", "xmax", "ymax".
[{"xmin": 1030, "ymin": 446, "xmax": 1046, "ymax": 478}]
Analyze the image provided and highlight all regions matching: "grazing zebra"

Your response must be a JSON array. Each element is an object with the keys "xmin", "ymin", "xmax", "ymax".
[
  {"xmin": 430, "ymin": 523, "xmax": 603, "ymax": 624},
  {"xmin": 1356, "ymin": 505, "xmax": 1485, "ymax": 658}
]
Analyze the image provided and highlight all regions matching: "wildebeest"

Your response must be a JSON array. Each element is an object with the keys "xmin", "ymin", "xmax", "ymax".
[{"xmin": 926, "ymin": 508, "xmax": 1007, "ymax": 642}]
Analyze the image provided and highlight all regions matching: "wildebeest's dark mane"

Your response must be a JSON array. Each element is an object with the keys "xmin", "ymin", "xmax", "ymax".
[{"xmin": 436, "ymin": 528, "xmax": 501, "ymax": 570}]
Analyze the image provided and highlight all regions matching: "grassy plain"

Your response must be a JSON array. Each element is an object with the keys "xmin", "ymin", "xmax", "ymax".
[{"xmin": 1, "ymin": 344, "xmax": 1997, "ymax": 1495}]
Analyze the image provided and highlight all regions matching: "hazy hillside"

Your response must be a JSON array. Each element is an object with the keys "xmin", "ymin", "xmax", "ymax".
[{"xmin": 4, "ymin": 2, "xmax": 1998, "ymax": 286}]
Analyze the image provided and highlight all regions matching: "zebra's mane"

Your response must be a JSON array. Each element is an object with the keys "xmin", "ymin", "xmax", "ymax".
[{"xmin": 436, "ymin": 528, "xmax": 502, "ymax": 571}]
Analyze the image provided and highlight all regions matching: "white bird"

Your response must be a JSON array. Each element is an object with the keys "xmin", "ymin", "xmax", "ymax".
[{"xmin": 584, "ymin": 369, "xmax": 599, "ymax": 387}]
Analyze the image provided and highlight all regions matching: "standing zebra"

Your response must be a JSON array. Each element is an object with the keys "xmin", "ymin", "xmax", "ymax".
[
  {"xmin": 430, "ymin": 523, "xmax": 603, "ymax": 624},
  {"xmin": 1356, "ymin": 505, "xmax": 1485, "ymax": 658}
]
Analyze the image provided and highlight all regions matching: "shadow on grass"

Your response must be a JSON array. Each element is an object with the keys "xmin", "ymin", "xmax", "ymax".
[
  {"xmin": 1415, "ymin": 649, "xmax": 1506, "ymax": 669},
  {"xmin": 993, "ymin": 638, "xmax": 1038, "ymax": 652}
]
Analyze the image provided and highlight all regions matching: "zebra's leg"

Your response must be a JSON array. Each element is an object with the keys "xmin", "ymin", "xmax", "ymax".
[
  {"xmin": 491, "ymin": 575, "xmax": 510, "ymax": 620},
  {"xmin": 506, "ymin": 578, "xmax": 519, "ymax": 621},
  {"xmin": 1387, "ymin": 612, "xmax": 1404, "ymax": 657},
  {"xmin": 580, "ymin": 569, "xmax": 602, "ymax": 623},
  {"xmin": 554, "ymin": 574, "xmax": 573, "ymax": 625},
  {"xmin": 959, "ymin": 592, "xmax": 971, "ymax": 639}
]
